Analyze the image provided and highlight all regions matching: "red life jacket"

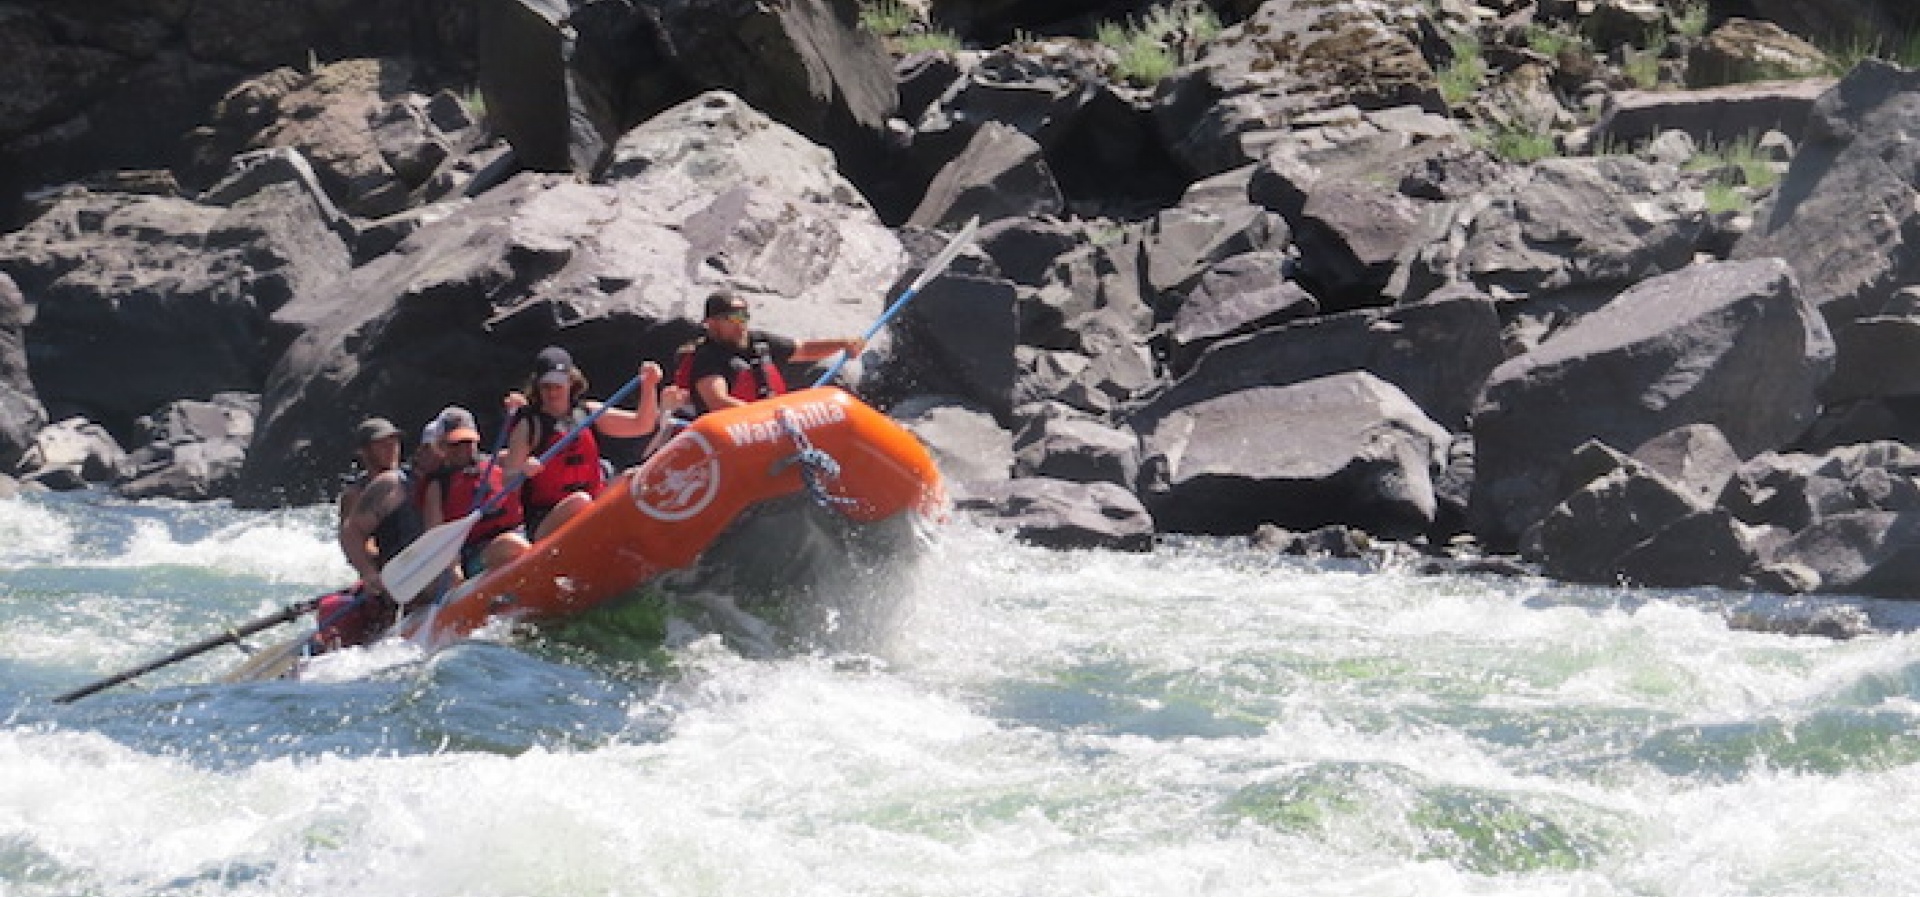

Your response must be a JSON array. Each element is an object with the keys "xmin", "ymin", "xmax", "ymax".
[
  {"xmin": 308, "ymin": 585, "xmax": 395, "ymax": 654},
  {"xmin": 519, "ymin": 407, "xmax": 604, "ymax": 512},
  {"xmin": 672, "ymin": 339, "xmax": 788, "ymax": 414},
  {"xmin": 436, "ymin": 457, "xmax": 523, "ymax": 544}
]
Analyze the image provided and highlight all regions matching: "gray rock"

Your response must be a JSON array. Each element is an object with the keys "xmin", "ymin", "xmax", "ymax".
[
  {"xmin": 1137, "ymin": 371, "xmax": 1450, "ymax": 539},
  {"xmin": 1765, "ymin": 510, "xmax": 1920, "ymax": 598},
  {"xmin": 1167, "ymin": 251, "xmax": 1318, "ymax": 375},
  {"xmin": 117, "ymin": 393, "xmax": 259, "ymax": 501},
  {"xmin": 1012, "ymin": 413, "xmax": 1140, "ymax": 490},
  {"xmin": 1539, "ymin": 458, "xmax": 1706, "ymax": 584},
  {"xmin": 893, "ymin": 396, "xmax": 1013, "ymax": 484},
  {"xmin": 1733, "ymin": 60, "xmax": 1920, "ymax": 334},
  {"xmin": 1469, "ymin": 258, "xmax": 1833, "ymax": 549},
  {"xmin": 908, "ymin": 121, "xmax": 1064, "ymax": 229},
  {"xmin": 17, "ymin": 417, "xmax": 126, "ymax": 485},
  {"xmin": 953, "ymin": 477, "xmax": 1154, "ymax": 552},
  {"xmin": 1143, "ymin": 284, "xmax": 1503, "ymax": 432}
]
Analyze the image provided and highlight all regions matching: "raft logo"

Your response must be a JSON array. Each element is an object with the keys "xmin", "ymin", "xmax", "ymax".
[
  {"xmin": 632, "ymin": 431, "xmax": 721, "ymax": 521},
  {"xmin": 724, "ymin": 400, "xmax": 846, "ymax": 446}
]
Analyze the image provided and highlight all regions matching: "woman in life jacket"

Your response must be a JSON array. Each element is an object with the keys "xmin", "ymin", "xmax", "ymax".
[
  {"xmin": 421, "ymin": 405, "xmax": 527, "ymax": 577},
  {"xmin": 671, "ymin": 290, "xmax": 866, "ymax": 418},
  {"xmin": 502, "ymin": 346, "xmax": 683, "ymax": 541}
]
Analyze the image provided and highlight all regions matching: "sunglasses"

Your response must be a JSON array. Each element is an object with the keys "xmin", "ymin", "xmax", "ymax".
[
  {"xmin": 448, "ymin": 439, "xmax": 478, "ymax": 446},
  {"xmin": 724, "ymin": 311, "xmax": 750, "ymax": 323}
]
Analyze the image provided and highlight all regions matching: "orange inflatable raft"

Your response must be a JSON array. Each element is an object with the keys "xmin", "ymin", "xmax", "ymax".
[{"xmin": 394, "ymin": 387, "xmax": 945, "ymax": 653}]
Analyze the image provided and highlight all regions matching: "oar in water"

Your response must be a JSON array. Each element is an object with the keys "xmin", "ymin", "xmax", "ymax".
[
  {"xmin": 382, "ymin": 369, "xmax": 649, "ymax": 608},
  {"xmin": 53, "ymin": 597, "xmax": 321, "ymax": 704},
  {"xmin": 811, "ymin": 216, "xmax": 980, "ymax": 388}
]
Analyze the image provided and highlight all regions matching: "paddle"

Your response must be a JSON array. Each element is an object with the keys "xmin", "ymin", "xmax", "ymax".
[
  {"xmin": 382, "ymin": 369, "xmax": 648, "ymax": 608},
  {"xmin": 812, "ymin": 215, "xmax": 980, "ymax": 388},
  {"xmin": 472, "ymin": 403, "xmax": 515, "ymax": 510},
  {"xmin": 53, "ymin": 597, "xmax": 320, "ymax": 704}
]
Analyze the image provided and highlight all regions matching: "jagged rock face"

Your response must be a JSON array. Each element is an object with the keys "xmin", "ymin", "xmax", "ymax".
[
  {"xmin": 1391, "ymin": 154, "xmax": 1706, "ymax": 305},
  {"xmin": 1734, "ymin": 60, "xmax": 1920, "ymax": 335},
  {"xmin": 0, "ymin": 0, "xmax": 474, "ymax": 228},
  {"xmin": 1469, "ymin": 258, "xmax": 1834, "ymax": 550},
  {"xmin": 953, "ymin": 477, "xmax": 1156, "ymax": 552},
  {"xmin": 1139, "ymin": 286, "xmax": 1503, "ymax": 433},
  {"xmin": 478, "ymin": 0, "xmax": 902, "ymax": 213},
  {"xmin": 183, "ymin": 59, "xmax": 481, "ymax": 216},
  {"xmin": 1736, "ymin": 0, "xmax": 1919, "ymax": 45},
  {"xmin": 235, "ymin": 93, "xmax": 905, "ymax": 505},
  {"xmin": 1154, "ymin": 0, "xmax": 1442, "ymax": 177},
  {"xmin": 0, "ymin": 183, "xmax": 350, "ymax": 437},
  {"xmin": 1136, "ymin": 371, "xmax": 1451, "ymax": 540}
]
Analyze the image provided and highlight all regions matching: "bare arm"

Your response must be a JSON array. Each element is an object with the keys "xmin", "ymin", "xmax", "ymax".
[
  {"xmin": 502, "ymin": 414, "xmax": 540, "ymax": 481},
  {"xmin": 423, "ymin": 478, "xmax": 448, "ymax": 528},
  {"xmin": 694, "ymin": 373, "xmax": 745, "ymax": 412},
  {"xmin": 591, "ymin": 362, "xmax": 667, "ymax": 439},
  {"xmin": 790, "ymin": 338, "xmax": 865, "ymax": 364},
  {"xmin": 338, "ymin": 473, "xmax": 403, "ymax": 596}
]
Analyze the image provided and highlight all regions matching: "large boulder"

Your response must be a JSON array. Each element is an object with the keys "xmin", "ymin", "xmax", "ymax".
[
  {"xmin": 479, "ymin": 0, "xmax": 901, "ymax": 213},
  {"xmin": 0, "ymin": 273, "xmax": 41, "ymax": 469},
  {"xmin": 0, "ymin": 173, "xmax": 351, "ymax": 436},
  {"xmin": 1764, "ymin": 511, "xmax": 1920, "ymax": 598},
  {"xmin": 1136, "ymin": 371, "xmax": 1451, "ymax": 539},
  {"xmin": 16, "ymin": 416, "xmax": 126, "ymax": 488},
  {"xmin": 1469, "ymin": 258, "xmax": 1834, "ymax": 549},
  {"xmin": 116, "ymin": 393, "xmax": 259, "ymax": 501},
  {"xmin": 954, "ymin": 477, "xmax": 1155, "ymax": 552},
  {"xmin": 1591, "ymin": 78, "xmax": 1831, "ymax": 148},
  {"xmin": 1140, "ymin": 285, "xmax": 1504, "ymax": 432},
  {"xmin": 1154, "ymin": 0, "xmax": 1443, "ymax": 178},
  {"xmin": 235, "ymin": 93, "xmax": 906, "ymax": 505},
  {"xmin": 907, "ymin": 121, "xmax": 1064, "ymax": 229},
  {"xmin": 878, "ymin": 231, "xmax": 1021, "ymax": 421},
  {"xmin": 1733, "ymin": 60, "xmax": 1920, "ymax": 336},
  {"xmin": 1390, "ymin": 154, "xmax": 1705, "ymax": 306},
  {"xmin": 1165, "ymin": 250, "xmax": 1317, "ymax": 375},
  {"xmin": 183, "ymin": 59, "xmax": 481, "ymax": 216},
  {"xmin": 893, "ymin": 396, "xmax": 1013, "ymax": 484}
]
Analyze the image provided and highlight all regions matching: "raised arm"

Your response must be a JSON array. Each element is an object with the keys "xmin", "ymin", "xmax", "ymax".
[
  {"xmin": 590, "ymin": 362, "xmax": 668, "ymax": 439},
  {"xmin": 789, "ymin": 338, "xmax": 865, "ymax": 364}
]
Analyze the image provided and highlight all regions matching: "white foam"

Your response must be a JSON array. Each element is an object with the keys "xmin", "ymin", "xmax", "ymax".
[{"xmin": 0, "ymin": 497, "xmax": 75, "ymax": 567}]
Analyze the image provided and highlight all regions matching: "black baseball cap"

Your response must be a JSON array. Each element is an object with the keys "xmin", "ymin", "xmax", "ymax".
[
  {"xmin": 703, "ymin": 291, "xmax": 749, "ymax": 318},
  {"xmin": 534, "ymin": 346, "xmax": 574, "ymax": 385}
]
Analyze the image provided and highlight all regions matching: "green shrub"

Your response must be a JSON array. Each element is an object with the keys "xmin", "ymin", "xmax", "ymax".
[
  {"xmin": 1686, "ymin": 134, "xmax": 1778, "ymax": 188},
  {"xmin": 1703, "ymin": 180, "xmax": 1748, "ymax": 215},
  {"xmin": 1525, "ymin": 25, "xmax": 1580, "ymax": 58},
  {"xmin": 1096, "ymin": 2, "xmax": 1221, "ymax": 87},
  {"xmin": 1437, "ymin": 35, "xmax": 1486, "ymax": 107},
  {"xmin": 1823, "ymin": 28, "xmax": 1920, "ymax": 74},
  {"xmin": 859, "ymin": 0, "xmax": 914, "ymax": 37},
  {"xmin": 1671, "ymin": 0, "xmax": 1710, "ymax": 39},
  {"xmin": 1624, "ymin": 30, "xmax": 1668, "ymax": 89},
  {"xmin": 900, "ymin": 29, "xmax": 962, "ymax": 53},
  {"xmin": 1475, "ymin": 121, "xmax": 1559, "ymax": 163}
]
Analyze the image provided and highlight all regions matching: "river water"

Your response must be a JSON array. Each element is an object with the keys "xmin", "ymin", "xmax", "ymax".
[{"xmin": 4, "ymin": 487, "xmax": 1920, "ymax": 896}]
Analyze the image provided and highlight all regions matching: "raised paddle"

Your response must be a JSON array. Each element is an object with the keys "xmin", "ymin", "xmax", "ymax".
[
  {"xmin": 381, "ymin": 369, "xmax": 649, "ymax": 608},
  {"xmin": 53, "ymin": 597, "xmax": 320, "ymax": 703},
  {"xmin": 812, "ymin": 215, "xmax": 980, "ymax": 388}
]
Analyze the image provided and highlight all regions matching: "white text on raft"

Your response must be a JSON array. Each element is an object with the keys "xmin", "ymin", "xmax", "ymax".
[{"xmin": 723, "ymin": 401, "xmax": 848, "ymax": 447}]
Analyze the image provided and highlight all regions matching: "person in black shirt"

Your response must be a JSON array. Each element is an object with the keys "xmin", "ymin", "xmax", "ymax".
[{"xmin": 674, "ymin": 290, "xmax": 865, "ymax": 417}]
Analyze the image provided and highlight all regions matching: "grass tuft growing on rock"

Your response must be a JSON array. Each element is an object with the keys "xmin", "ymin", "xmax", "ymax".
[
  {"xmin": 1096, "ymin": 1, "xmax": 1221, "ymax": 87},
  {"xmin": 1437, "ymin": 35, "xmax": 1487, "ymax": 107}
]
